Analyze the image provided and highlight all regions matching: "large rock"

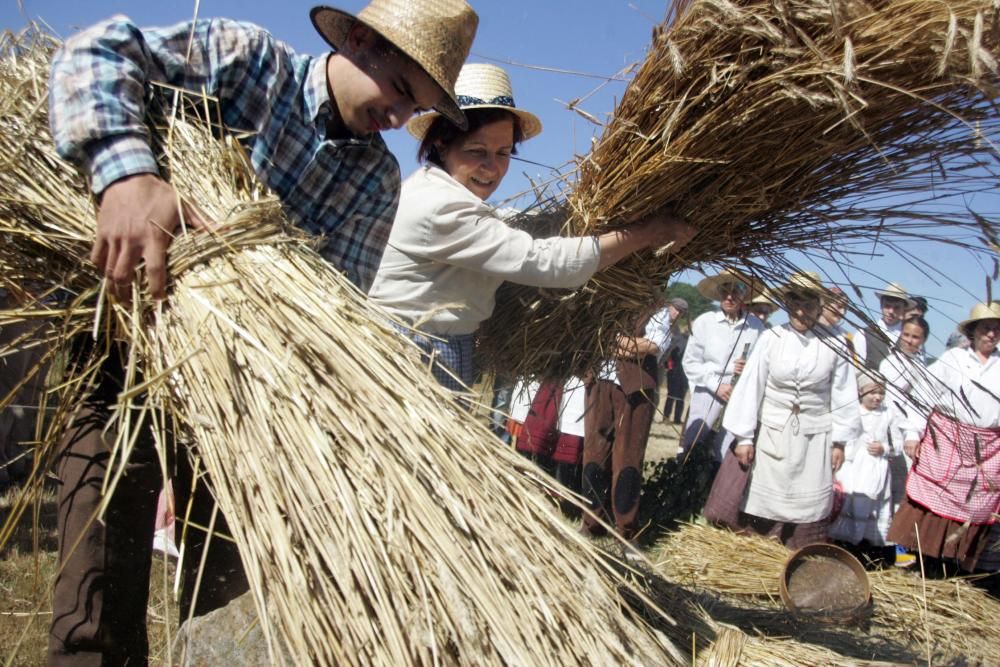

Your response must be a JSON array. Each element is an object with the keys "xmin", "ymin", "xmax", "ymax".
[{"xmin": 174, "ymin": 592, "xmax": 289, "ymax": 665}]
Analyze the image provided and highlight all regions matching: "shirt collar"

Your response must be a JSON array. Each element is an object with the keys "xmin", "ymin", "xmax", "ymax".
[
  {"xmin": 963, "ymin": 346, "xmax": 1000, "ymax": 366},
  {"xmin": 305, "ymin": 54, "xmax": 332, "ymax": 126},
  {"xmin": 306, "ymin": 54, "xmax": 389, "ymax": 149},
  {"xmin": 714, "ymin": 310, "xmax": 746, "ymax": 326},
  {"xmin": 783, "ymin": 323, "xmax": 815, "ymax": 340}
]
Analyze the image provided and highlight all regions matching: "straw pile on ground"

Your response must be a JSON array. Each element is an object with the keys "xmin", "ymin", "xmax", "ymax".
[
  {"xmin": 688, "ymin": 614, "xmax": 901, "ymax": 666},
  {"xmin": 617, "ymin": 570, "xmax": 906, "ymax": 666},
  {"xmin": 479, "ymin": 0, "xmax": 999, "ymax": 379},
  {"xmin": 653, "ymin": 522, "xmax": 1000, "ymax": 664},
  {"xmin": 0, "ymin": 30, "xmax": 687, "ymax": 666}
]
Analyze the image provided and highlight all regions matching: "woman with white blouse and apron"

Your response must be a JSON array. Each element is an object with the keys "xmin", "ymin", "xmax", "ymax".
[{"xmin": 721, "ymin": 272, "xmax": 861, "ymax": 549}]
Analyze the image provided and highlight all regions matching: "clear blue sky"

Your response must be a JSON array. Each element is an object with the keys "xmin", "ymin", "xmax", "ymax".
[{"xmin": 5, "ymin": 0, "xmax": 997, "ymax": 356}]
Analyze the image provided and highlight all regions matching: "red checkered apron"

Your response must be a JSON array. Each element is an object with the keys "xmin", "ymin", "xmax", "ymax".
[{"xmin": 906, "ymin": 411, "xmax": 1000, "ymax": 524}]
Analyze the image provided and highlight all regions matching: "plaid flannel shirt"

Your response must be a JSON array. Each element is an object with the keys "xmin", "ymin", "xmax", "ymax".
[{"xmin": 49, "ymin": 16, "xmax": 400, "ymax": 291}]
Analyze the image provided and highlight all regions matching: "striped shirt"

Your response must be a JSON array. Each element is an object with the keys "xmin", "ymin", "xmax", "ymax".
[{"xmin": 49, "ymin": 15, "xmax": 400, "ymax": 291}]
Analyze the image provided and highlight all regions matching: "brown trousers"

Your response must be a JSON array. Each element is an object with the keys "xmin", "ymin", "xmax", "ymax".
[
  {"xmin": 582, "ymin": 379, "xmax": 655, "ymax": 539},
  {"xmin": 48, "ymin": 344, "xmax": 247, "ymax": 666}
]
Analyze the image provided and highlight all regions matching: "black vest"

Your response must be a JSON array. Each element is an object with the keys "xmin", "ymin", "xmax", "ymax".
[{"xmin": 863, "ymin": 326, "xmax": 892, "ymax": 370}]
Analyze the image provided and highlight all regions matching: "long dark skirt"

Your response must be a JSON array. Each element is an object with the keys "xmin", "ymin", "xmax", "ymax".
[
  {"xmin": 737, "ymin": 513, "xmax": 830, "ymax": 551},
  {"xmin": 704, "ymin": 449, "xmax": 750, "ymax": 529},
  {"xmin": 888, "ymin": 497, "xmax": 993, "ymax": 572}
]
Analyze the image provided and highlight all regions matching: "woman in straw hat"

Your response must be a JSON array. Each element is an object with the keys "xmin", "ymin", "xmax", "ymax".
[
  {"xmin": 887, "ymin": 301, "xmax": 1000, "ymax": 573},
  {"xmin": 369, "ymin": 63, "xmax": 696, "ymax": 390},
  {"xmin": 46, "ymin": 1, "xmax": 477, "ymax": 663},
  {"xmin": 718, "ymin": 272, "xmax": 861, "ymax": 549}
]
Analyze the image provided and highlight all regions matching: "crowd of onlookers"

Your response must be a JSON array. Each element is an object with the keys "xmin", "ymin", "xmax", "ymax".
[{"xmin": 504, "ymin": 269, "xmax": 1000, "ymax": 593}]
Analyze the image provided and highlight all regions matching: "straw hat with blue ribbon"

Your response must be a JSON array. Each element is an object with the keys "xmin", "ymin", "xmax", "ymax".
[{"xmin": 406, "ymin": 63, "xmax": 543, "ymax": 140}]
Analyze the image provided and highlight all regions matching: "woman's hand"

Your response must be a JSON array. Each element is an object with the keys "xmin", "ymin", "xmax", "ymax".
[
  {"xmin": 595, "ymin": 208, "xmax": 697, "ymax": 271},
  {"xmin": 716, "ymin": 383, "xmax": 734, "ymax": 403},
  {"xmin": 866, "ymin": 441, "xmax": 885, "ymax": 457},
  {"xmin": 831, "ymin": 444, "xmax": 845, "ymax": 472},
  {"xmin": 734, "ymin": 443, "xmax": 755, "ymax": 467},
  {"xmin": 640, "ymin": 208, "xmax": 697, "ymax": 252},
  {"xmin": 903, "ymin": 440, "xmax": 920, "ymax": 459}
]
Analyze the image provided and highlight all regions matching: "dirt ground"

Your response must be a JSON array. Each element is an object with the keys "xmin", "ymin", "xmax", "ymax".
[{"xmin": 646, "ymin": 392, "xmax": 684, "ymax": 462}]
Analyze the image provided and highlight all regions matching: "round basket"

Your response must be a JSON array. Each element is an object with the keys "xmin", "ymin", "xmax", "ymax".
[{"xmin": 779, "ymin": 543, "xmax": 871, "ymax": 623}]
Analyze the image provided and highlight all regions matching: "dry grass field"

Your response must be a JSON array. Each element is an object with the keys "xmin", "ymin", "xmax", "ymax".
[{"xmin": 0, "ymin": 487, "xmax": 179, "ymax": 666}]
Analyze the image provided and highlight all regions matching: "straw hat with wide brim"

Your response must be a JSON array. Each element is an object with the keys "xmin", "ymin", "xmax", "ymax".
[
  {"xmin": 777, "ymin": 271, "xmax": 827, "ymax": 300},
  {"xmin": 696, "ymin": 269, "xmax": 757, "ymax": 302},
  {"xmin": 749, "ymin": 287, "xmax": 779, "ymax": 309},
  {"xmin": 873, "ymin": 282, "xmax": 915, "ymax": 307},
  {"xmin": 959, "ymin": 301, "xmax": 1000, "ymax": 331},
  {"xmin": 310, "ymin": 0, "xmax": 478, "ymax": 129},
  {"xmin": 406, "ymin": 63, "xmax": 543, "ymax": 141}
]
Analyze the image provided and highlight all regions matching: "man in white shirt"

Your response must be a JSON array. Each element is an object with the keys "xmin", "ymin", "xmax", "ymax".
[
  {"xmin": 581, "ymin": 297, "xmax": 673, "ymax": 540},
  {"xmin": 852, "ymin": 282, "xmax": 915, "ymax": 370},
  {"xmin": 679, "ymin": 270, "xmax": 766, "ymax": 461}
]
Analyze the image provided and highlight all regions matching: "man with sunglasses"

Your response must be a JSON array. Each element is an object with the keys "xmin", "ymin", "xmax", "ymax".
[{"xmin": 678, "ymin": 270, "xmax": 765, "ymax": 462}]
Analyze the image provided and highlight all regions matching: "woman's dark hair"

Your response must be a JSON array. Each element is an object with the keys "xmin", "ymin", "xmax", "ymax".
[
  {"xmin": 961, "ymin": 317, "xmax": 996, "ymax": 341},
  {"xmin": 903, "ymin": 315, "xmax": 930, "ymax": 340},
  {"xmin": 417, "ymin": 107, "xmax": 523, "ymax": 167}
]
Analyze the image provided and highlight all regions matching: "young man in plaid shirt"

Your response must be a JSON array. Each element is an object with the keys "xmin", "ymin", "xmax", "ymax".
[{"xmin": 46, "ymin": 2, "xmax": 477, "ymax": 663}]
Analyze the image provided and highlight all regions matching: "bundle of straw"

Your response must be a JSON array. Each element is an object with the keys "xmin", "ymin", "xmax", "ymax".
[
  {"xmin": 654, "ymin": 522, "xmax": 1000, "ymax": 664},
  {"xmin": 0, "ymin": 29, "xmax": 687, "ymax": 666},
  {"xmin": 479, "ymin": 0, "xmax": 999, "ymax": 379}
]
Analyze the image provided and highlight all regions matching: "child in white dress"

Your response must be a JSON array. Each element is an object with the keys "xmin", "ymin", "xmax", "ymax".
[{"xmin": 830, "ymin": 372, "xmax": 906, "ymax": 567}]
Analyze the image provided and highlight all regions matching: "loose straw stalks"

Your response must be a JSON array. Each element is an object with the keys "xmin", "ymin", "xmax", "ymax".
[
  {"xmin": 0, "ymin": 28, "xmax": 687, "ymax": 666},
  {"xmin": 654, "ymin": 522, "xmax": 1000, "ymax": 664},
  {"xmin": 479, "ymin": 0, "xmax": 1000, "ymax": 380}
]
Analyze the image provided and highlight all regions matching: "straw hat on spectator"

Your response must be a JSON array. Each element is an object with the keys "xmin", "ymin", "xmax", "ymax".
[
  {"xmin": 311, "ymin": 0, "xmax": 478, "ymax": 128},
  {"xmin": 777, "ymin": 271, "xmax": 826, "ymax": 300},
  {"xmin": 696, "ymin": 268, "xmax": 758, "ymax": 302},
  {"xmin": 873, "ymin": 282, "xmax": 915, "ymax": 307},
  {"xmin": 749, "ymin": 288, "xmax": 780, "ymax": 313},
  {"xmin": 406, "ymin": 63, "xmax": 543, "ymax": 140},
  {"xmin": 958, "ymin": 301, "xmax": 1000, "ymax": 334}
]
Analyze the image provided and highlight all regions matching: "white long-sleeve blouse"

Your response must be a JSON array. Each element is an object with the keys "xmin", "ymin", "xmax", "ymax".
[
  {"xmin": 369, "ymin": 165, "xmax": 600, "ymax": 335},
  {"xmin": 723, "ymin": 324, "xmax": 861, "ymax": 444},
  {"xmin": 902, "ymin": 347, "xmax": 1000, "ymax": 440}
]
